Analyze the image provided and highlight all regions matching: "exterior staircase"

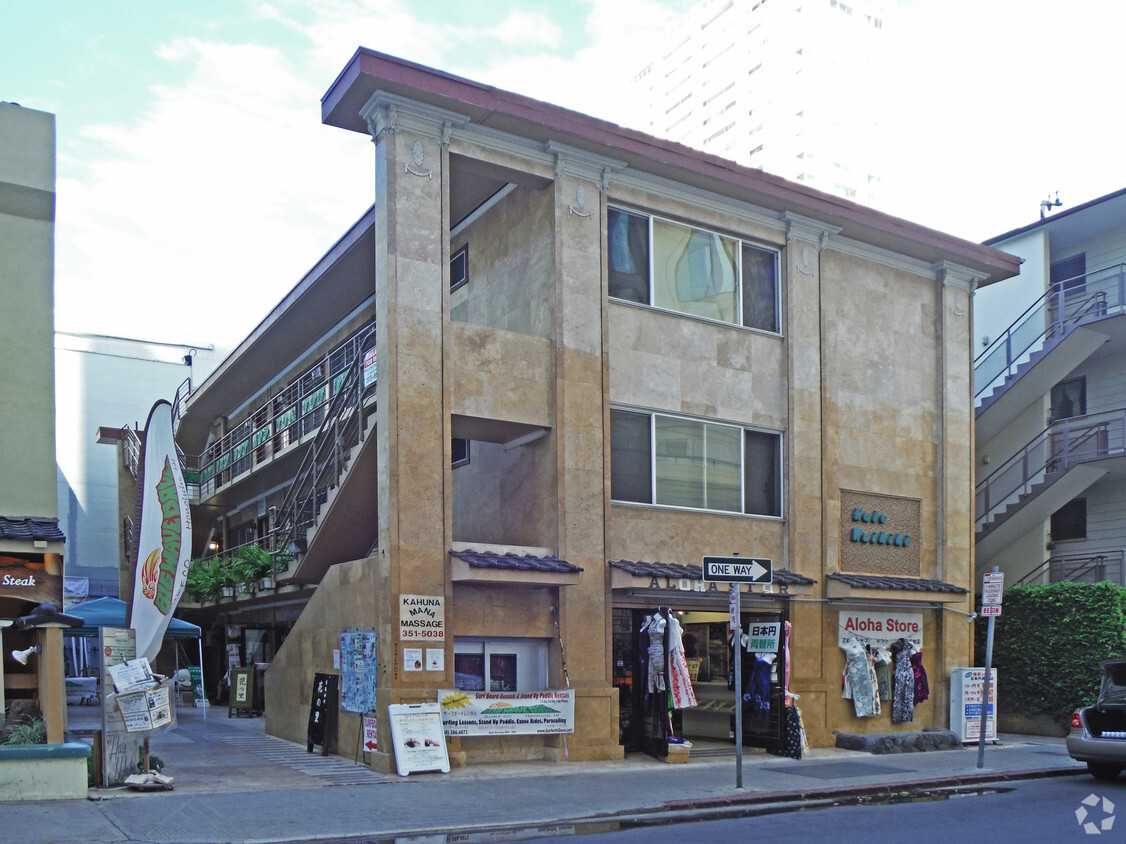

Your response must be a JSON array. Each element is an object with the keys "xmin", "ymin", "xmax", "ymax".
[
  {"xmin": 974, "ymin": 267, "xmax": 1126, "ymax": 445},
  {"xmin": 975, "ymin": 410, "xmax": 1126, "ymax": 562},
  {"xmin": 274, "ymin": 326, "xmax": 378, "ymax": 583}
]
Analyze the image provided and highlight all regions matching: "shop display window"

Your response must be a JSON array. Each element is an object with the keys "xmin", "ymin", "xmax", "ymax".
[{"xmin": 453, "ymin": 637, "xmax": 548, "ymax": 691}]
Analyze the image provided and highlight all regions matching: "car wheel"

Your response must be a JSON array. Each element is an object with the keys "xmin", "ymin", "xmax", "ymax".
[{"xmin": 1088, "ymin": 762, "xmax": 1123, "ymax": 781}]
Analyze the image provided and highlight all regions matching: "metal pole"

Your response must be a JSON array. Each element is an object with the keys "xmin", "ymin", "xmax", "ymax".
[
  {"xmin": 977, "ymin": 566, "xmax": 998, "ymax": 768},
  {"xmin": 734, "ymin": 584, "xmax": 743, "ymax": 789}
]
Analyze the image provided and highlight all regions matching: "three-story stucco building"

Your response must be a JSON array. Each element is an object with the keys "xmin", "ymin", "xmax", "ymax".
[{"xmin": 170, "ymin": 50, "xmax": 1019, "ymax": 771}]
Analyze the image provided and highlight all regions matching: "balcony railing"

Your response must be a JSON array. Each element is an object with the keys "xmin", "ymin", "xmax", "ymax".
[
  {"xmin": 188, "ymin": 321, "xmax": 376, "ymax": 500},
  {"xmin": 974, "ymin": 263, "xmax": 1126, "ymax": 405},
  {"xmin": 1015, "ymin": 550, "xmax": 1126, "ymax": 587},
  {"xmin": 274, "ymin": 324, "xmax": 377, "ymax": 569},
  {"xmin": 976, "ymin": 408, "xmax": 1126, "ymax": 532}
]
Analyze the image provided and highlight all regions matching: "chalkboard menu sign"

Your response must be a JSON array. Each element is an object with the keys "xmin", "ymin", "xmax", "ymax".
[{"xmin": 307, "ymin": 673, "xmax": 339, "ymax": 755}]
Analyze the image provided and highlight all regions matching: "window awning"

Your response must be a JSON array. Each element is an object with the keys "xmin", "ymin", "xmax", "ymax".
[
  {"xmin": 826, "ymin": 572, "xmax": 968, "ymax": 603},
  {"xmin": 450, "ymin": 549, "xmax": 583, "ymax": 586},
  {"xmin": 0, "ymin": 516, "xmax": 65, "ymax": 544}
]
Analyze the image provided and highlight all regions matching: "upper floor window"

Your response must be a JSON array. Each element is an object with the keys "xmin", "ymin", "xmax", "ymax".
[
  {"xmin": 608, "ymin": 207, "xmax": 780, "ymax": 333},
  {"xmin": 610, "ymin": 409, "xmax": 782, "ymax": 517},
  {"xmin": 450, "ymin": 244, "xmax": 468, "ymax": 292}
]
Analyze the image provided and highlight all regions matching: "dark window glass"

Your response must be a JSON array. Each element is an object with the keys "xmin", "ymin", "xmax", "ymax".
[
  {"xmin": 1050, "ymin": 253, "xmax": 1086, "ymax": 290},
  {"xmin": 1050, "ymin": 377, "xmax": 1086, "ymax": 423},
  {"xmin": 450, "ymin": 245, "xmax": 468, "ymax": 292},
  {"xmin": 607, "ymin": 208, "xmax": 651, "ymax": 303},
  {"xmin": 452, "ymin": 437, "xmax": 470, "ymax": 468},
  {"xmin": 742, "ymin": 242, "xmax": 779, "ymax": 333},
  {"xmin": 1051, "ymin": 498, "xmax": 1087, "ymax": 541},
  {"xmin": 744, "ymin": 430, "xmax": 781, "ymax": 517},
  {"xmin": 610, "ymin": 410, "xmax": 652, "ymax": 503}
]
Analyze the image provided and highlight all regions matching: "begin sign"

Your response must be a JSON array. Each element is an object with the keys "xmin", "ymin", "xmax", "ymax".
[{"xmin": 702, "ymin": 556, "xmax": 772, "ymax": 584}]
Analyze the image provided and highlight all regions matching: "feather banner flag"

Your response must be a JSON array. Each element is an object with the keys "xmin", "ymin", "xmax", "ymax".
[{"xmin": 129, "ymin": 400, "xmax": 193, "ymax": 663}]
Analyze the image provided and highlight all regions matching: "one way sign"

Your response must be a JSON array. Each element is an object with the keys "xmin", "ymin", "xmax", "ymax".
[{"xmin": 702, "ymin": 556, "xmax": 773, "ymax": 584}]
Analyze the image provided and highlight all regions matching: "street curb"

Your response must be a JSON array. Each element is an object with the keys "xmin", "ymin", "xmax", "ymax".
[{"xmin": 661, "ymin": 766, "xmax": 1087, "ymax": 811}]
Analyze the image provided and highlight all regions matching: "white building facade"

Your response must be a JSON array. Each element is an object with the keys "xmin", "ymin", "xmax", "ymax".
[
  {"xmin": 631, "ymin": 0, "xmax": 893, "ymax": 205},
  {"xmin": 975, "ymin": 189, "xmax": 1126, "ymax": 587}
]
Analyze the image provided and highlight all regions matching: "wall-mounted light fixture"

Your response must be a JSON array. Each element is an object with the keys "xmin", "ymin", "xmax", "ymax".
[{"xmin": 11, "ymin": 644, "xmax": 40, "ymax": 665}]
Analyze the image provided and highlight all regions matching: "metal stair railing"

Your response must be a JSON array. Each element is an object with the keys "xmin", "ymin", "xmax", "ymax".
[
  {"xmin": 1016, "ymin": 551, "xmax": 1126, "ymax": 587},
  {"xmin": 273, "ymin": 326, "xmax": 376, "ymax": 575},
  {"xmin": 974, "ymin": 263, "xmax": 1126, "ymax": 405},
  {"xmin": 975, "ymin": 408, "xmax": 1126, "ymax": 533}
]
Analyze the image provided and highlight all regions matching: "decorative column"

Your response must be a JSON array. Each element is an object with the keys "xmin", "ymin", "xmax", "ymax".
[
  {"xmin": 363, "ymin": 96, "xmax": 463, "ymax": 770},
  {"xmin": 549, "ymin": 146, "xmax": 625, "ymax": 761},
  {"xmin": 783, "ymin": 212, "xmax": 840, "ymax": 743}
]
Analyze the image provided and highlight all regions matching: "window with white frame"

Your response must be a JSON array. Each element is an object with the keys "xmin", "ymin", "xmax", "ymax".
[
  {"xmin": 607, "ymin": 207, "xmax": 780, "ymax": 333},
  {"xmin": 453, "ymin": 637, "xmax": 549, "ymax": 691},
  {"xmin": 610, "ymin": 409, "xmax": 782, "ymax": 517}
]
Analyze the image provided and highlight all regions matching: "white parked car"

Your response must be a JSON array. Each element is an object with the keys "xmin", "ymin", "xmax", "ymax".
[{"xmin": 1067, "ymin": 658, "xmax": 1126, "ymax": 780}]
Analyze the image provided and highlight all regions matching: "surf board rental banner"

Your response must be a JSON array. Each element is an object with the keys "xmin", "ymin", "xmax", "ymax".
[{"xmin": 129, "ymin": 400, "xmax": 193, "ymax": 662}]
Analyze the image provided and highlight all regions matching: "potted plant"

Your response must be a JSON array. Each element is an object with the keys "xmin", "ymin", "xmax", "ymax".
[
  {"xmin": 186, "ymin": 557, "xmax": 225, "ymax": 603},
  {"xmin": 230, "ymin": 545, "xmax": 273, "ymax": 594}
]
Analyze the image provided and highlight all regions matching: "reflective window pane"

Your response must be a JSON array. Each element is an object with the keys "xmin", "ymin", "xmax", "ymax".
[{"xmin": 652, "ymin": 219, "xmax": 738, "ymax": 323}]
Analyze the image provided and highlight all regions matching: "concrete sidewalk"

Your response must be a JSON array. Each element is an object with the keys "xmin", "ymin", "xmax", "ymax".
[{"xmin": 18, "ymin": 704, "xmax": 1085, "ymax": 844}]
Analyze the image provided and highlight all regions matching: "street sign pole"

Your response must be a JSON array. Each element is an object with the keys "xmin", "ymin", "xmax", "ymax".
[
  {"xmin": 704, "ymin": 553, "xmax": 773, "ymax": 790},
  {"xmin": 732, "ymin": 583, "xmax": 743, "ymax": 789},
  {"xmin": 977, "ymin": 566, "xmax": 1001, "ymax": 768}
]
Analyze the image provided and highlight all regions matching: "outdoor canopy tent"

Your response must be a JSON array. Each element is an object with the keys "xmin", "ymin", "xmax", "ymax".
[
  {"xmin": 62, "ymin": 597, "xmax": 205, "ymax": 701},
  {"xmin": 63, "ymin": 597, "xmax": 201, "ymax": 639}
]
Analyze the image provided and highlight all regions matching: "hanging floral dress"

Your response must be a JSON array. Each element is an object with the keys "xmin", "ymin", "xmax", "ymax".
[
  {"xmin": 840, "ymin": 638, "xmax": 878, "ymax": 717},
  {"xmin": 666, "ymin": 615, "xmax": 697, "ymax": 709},
  {"xmin": 891, "ymin": 639, "xmax": 915, "ymax": 723}
]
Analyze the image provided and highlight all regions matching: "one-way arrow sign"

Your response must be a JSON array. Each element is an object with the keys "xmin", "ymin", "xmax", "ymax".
[{"xmin": 701, "ymin": 556, "xmax": 773, "ymax": 584}]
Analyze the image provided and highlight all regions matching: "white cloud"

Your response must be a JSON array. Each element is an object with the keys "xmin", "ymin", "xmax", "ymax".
[
  {"xmin": 54, "ymin": 33, "xmax": 373, "ymax": 352},
  {"xmin": 485, "ymin": 10, "xmax": 562, "ymax": 49}
]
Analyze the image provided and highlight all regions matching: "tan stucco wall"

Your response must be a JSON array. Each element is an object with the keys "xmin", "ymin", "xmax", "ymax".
[
  {"xmin": 265, "ymin": 556, "xmax": 382, "ymax": 759},
  {"xmin": 450, "ymin": 181, "xmax": 554, "ymax": 337},
  {"xmin": 0, "ymin": 103, "xmax": 56, "ymax": 517}
]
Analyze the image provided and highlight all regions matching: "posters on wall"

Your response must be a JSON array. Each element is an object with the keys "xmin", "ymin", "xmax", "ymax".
[
  {"xmin": 99, "ymin": 627, "xmax": 142, "ymax": 787},
  {"xmin": 438, "ymin": 689, "xmax": 575, "ymax": 737},
  {"xmin": 340, "ymin": 628, "xmax": 378, "ymax": 713}
]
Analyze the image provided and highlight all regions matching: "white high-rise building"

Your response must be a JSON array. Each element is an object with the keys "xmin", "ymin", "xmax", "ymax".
[{"xmin": 632, "ymin": 0, "xmax": 894, "ymax": 205}]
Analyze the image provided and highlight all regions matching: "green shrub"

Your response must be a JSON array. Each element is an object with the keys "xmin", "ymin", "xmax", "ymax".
[{"xmin": 976, "ymin": 581, "xmax": 1126, "ymax": 719}]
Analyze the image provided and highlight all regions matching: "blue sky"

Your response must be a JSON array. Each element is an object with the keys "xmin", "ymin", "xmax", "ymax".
[{"xmin": 5, "ymin": 0, "xmax": 1126, "ymax": 355}]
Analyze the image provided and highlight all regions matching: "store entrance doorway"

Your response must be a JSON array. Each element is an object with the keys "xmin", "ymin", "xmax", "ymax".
[{"xmin": 612, "ymin": 607, "xmax": 786, "ymax": 755}]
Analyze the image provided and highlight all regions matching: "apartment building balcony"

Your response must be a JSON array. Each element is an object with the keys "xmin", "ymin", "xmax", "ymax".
[
  {"xmin": 976, "ymin": 409, "xmax": 1126, "ymax": 564},
  {"xmin": 975, "ymin": 264, "xmax": 1126, "ymax": 443},
  {"xmin": 181, "ymin": 324, "xmax": 376, "ymax": 513}
]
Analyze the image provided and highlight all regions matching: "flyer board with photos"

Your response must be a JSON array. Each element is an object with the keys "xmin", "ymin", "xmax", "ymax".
[{"xmin": 387, "ymin": 702, "xmax": 449, "ymax": 776}]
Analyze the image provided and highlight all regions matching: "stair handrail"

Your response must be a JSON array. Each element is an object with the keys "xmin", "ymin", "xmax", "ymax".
[
  {"xmin": 974, "ymin": 263, "xmax": 1126, "ymax": 404},
  {"xmin": 273, "ymin": 326, "xmax": 376, "ymax": 576},
  {"xmin": 976, "ymin": 408, "xmax": 1126, "ymax": 532},
  {"xmin": 1016, "ymin": 550, "xmax": 1126, "ymax": 587}
]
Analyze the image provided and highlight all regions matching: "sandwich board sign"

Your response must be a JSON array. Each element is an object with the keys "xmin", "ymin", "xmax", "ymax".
[{"xmin": 388, "ymin": 702, "xmax": 450, "ymax": 776}]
